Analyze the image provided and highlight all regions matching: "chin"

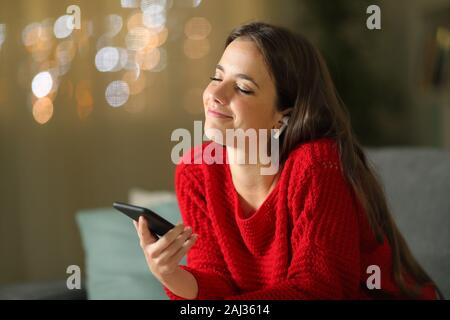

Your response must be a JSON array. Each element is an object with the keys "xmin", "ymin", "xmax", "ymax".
[{"xmin": 204, "ymin": 122, "xmax": 226, "ymax": 144}]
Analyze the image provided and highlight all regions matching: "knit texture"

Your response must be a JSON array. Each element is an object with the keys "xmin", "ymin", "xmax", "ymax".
[{"xmin": 163, "ymin": 138, "xmax": 437, "ymax": 300}]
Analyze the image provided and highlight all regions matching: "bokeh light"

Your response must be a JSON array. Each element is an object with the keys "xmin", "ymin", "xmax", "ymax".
[
  {"xmin": 143, "ymin": 11, "xmax": 166, "ymax": 29},
  {"xmin": 76, "ymin": 80, "xmax": 92, "ymax": 104},
  {"xmin": 39, "ymin": 62, "xmax": 60, "ymax": 93},
  {"xmin": 31, "ymin": 42, "xmax": 53, "ymax": 63},
  {"xmin": 184, "ymin": 17, "xmax": 211, "ymax": 40},
  {"xmin": 105, "ymin": 14, "xmax": 123, "ymax": 37},
  {"xmin": 126, "ymin": 27, "xmax": 151, "ymax": 50},
  {"xmin": 39, "ymin": 19, "xmax": 54, "ymax": 41},
  {"xmin": 151, "ymin": 47, "xmax": 167, "ymax": 72},
  {"xmin": 141, "ymin": 28, "xmax": 160, "ymax": 50},
  {"xmin": 32, "ymin": 97, "xmax": 54, "ymax": 124},
  {"xmin": 55, "ymin": 40, "xmax": 76, "ymax": 75},
  {"xmin": 17, "ymin": 0, "xmax": 185, "ymax": 119},
  {"xmin": 141, "ymin": 0, "xmax": 167, "ymax": 14},
  {"xmin": 121, "ymin": 0, "xmax": 140, "ymax": 8},
  {"xmin": 22, "ymin": 23, "xmax": 42, "ymax": 47},
  {"xmin": 155, "ymin": 26, "xmax": 169, "ymax": 47},
  {"xmin": 95, "ymin": 46, "xmax": 121, "ymax": 72},
  {"xmin": 53, "ymin": 15, "xmax": 74, "ymax": 39},
  {"xmin": 0, "ymin": 24, "xmax": 5, "ymax": 48},
  {"xmin": 127, "ymin": 12, "xmax": 144, "ymax": 31},
  {"xmin": 75, "ymin": 80, "xmax": 94, "ymax": 119},
  {"xmin": 136, "ymin": 47, "xmax": 161, "ymax": 71},
  {"xmin": 32, "ymin": 71, "xmax": 53, "ymax": 98},
  {"xmin": 122, "ymin": 50, "xmax": 141, "ymax": 79},
  {"xmin": 77, "ymin": 102, "xmax": 93, "ymax": 120},
  {"xmin": 105, "ymin": 80, "xmax": 130, "ymax": 107}
]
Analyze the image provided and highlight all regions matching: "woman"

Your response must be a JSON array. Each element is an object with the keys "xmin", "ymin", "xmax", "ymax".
[{"xmin": 133, "ymin": 22, "xmax": 441, "ymax": 299}]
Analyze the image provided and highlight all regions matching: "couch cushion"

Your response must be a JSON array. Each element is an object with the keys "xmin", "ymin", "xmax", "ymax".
[
  {"xmin": 366, "ymin": 147, "xmax": 450, "ymax": 298},
  {"xmin": 76, "ymin": 196, "xmax": 184, "ymax": 300},
  {"xmin": 0, "ymin": 280, "xmax": 86, "ymax": 300}
]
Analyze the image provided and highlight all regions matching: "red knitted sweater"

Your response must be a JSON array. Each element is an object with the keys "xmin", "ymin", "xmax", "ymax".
[{"xmin": 164, "ymin": 138, "xmax": 437, "ymax": 300}]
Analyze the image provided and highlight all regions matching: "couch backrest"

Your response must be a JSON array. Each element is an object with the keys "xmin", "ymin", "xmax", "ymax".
[{"xmin": 366, "ymin": 147, "xmax": 450, "ymax": 298}]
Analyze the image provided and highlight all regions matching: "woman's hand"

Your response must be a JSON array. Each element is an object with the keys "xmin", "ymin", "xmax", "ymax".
[{"xmin": 133, "ymin": 216, "xmax": 198, "ymax": 283}]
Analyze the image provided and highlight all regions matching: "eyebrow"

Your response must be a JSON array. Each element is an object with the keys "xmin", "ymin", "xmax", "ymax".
[{"xmin": 216, "ymin": 64, "xmax": 260, "ymax": 89}]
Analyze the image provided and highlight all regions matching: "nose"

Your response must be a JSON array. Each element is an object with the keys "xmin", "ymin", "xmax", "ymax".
[{"xmin": 207, "ymin": 82, "xmax": 229, "ymax": 107}]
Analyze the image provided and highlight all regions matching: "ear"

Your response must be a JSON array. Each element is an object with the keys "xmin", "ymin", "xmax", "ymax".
[
  {"xmin": 274, "ymin": 107, "xmax": 293, "ymax": 126},
  {"xmin": 281, "ymin": 107, "xmax": 294, "ymax": 117}
]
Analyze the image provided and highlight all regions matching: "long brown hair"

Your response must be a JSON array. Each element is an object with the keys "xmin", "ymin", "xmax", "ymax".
[{"xmin": 226, "ymin": 21, "xmax": 439, "ymax": 298}]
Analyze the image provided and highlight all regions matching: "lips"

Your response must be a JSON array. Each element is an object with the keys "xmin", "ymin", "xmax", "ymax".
[{"xmin": 207, "ymin": 109, "xmax": 233, "ymax": 119}]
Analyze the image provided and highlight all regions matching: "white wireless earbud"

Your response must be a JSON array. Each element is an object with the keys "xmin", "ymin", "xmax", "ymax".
[{"xmin": 273, "ymin": 116, "xmax": 290, "ymax": 139}]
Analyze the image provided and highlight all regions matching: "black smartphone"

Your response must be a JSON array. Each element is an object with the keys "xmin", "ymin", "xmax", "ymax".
[{"xmin": 113, "ymin": 201, "xmax": 175, "ymax": 237}]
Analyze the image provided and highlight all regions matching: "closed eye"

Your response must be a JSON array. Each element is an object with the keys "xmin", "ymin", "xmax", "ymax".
[{"xmin": 209, "ymin": 77, "xmax": 254, "ymax": 95}]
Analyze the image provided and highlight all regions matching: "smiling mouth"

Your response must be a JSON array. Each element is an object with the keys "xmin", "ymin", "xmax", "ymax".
[{"xmin": 207, "ymin": 109, "xmax": 233, "ymax": 119}]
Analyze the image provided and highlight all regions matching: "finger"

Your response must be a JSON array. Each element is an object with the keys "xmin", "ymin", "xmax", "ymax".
[
  {"xmin": 158, "ymin": 227, "xmax": 193, "ymax": 262},
  {"xmin": 170, "ymin": 234, "xmax": 198, "ymax": 263},
  {"xmin": 133, "ymin": 220, "xmax": 138, "ymax": 232},
  {"xmin": 138, "ymin": 216, "xmax": 157, "ymax": 246},
  {"xmin": 151, "ymin": 223, "xmax": 186, "ymax": 257}
]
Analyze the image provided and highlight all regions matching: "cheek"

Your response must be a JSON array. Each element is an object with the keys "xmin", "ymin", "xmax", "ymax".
[
  {"xmin": 230, "ymin": 100, "xmax": 256, "ymax": 121},
  {"xmin": 202, "ymin": 89, "xmax": 208, "ymax": 108},
  {"xmin": 232, "ymin": 101, "xmax": 273, "ymax": 128},
  {"xmin": 202, "ymin": 84, "xmax": 213, "ymax": 107}
]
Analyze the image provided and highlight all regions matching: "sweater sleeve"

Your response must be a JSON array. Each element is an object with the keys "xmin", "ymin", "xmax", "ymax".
[
  {"xmin": 223, "ymin": 163, "xmax": 361, "ymax": 300},
  {"xmin": 163, "ymin": 162, "xmax": 240, "ymax": 300}
]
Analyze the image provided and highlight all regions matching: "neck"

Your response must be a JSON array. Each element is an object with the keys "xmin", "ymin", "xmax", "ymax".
[{"xmin": 226, "ymin": 146, "xmax": 279, "ymax": 196}]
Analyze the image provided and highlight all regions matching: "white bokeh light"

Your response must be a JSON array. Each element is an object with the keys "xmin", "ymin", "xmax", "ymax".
[
  {"xmin": 141, "ymin": 0, "xmax": 166, "ymax": 14},
  {"xmin": 105, "ymin": 80, "xmax": 130, "ymax": 107},
  {"xmin": 126, "ymin": 27, "xmax": 151, "ymax": 51},
  {"xmin": 121, "ymin": 0, "xmax": 140, "ymax": 8},
  {"xmin": 95, "ymin": 47, "xmax": 121, "ymax": 72},
  {"xmin": 105, "ymin": 14, "xmax": 123, "ymax": 37},
  {"xmin": 0, "ymin": 24, "xmax": 6, "ymax": 48},
  {"xmin": 32, "ymin": 71, "xmax": 53, "ymax": 98},
  {"xmin": 142, "ymin": 11, "xmax": 166, "ymax": 29},
  {"xmin": 54, "ymin": 15, "xmax": 74, "ymax": 39}
]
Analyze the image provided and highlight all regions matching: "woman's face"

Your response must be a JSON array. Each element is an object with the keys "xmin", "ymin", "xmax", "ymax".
[{"xmin": 203, "ymin": 39, "xmax": 285, "ymax": 145}]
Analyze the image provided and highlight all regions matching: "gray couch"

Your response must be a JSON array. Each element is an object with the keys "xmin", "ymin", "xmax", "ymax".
[
  {"xmin": 366, "ymin": 147, "xmax": 450, "ymax": 298},
  {"xmin": 1, "ymin": 147, "xmax": 449, "ymax": 299}
]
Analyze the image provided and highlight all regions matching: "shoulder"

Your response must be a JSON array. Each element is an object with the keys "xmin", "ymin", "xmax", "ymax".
[
  {"xmin": 175, "ymin": 142, "xmax": 207, "ymax": 180},
  {"xmin": 175, "ymin": 140, "xmax": 224, "ymax": 185},
  {"xmin": 284, "ymin": 137, "xmax": 341, "ymax": 175},
  {"xmin": 285, "ymin": 138, "xmax": 360, "ymax": 226},
  {"xmin": 283, "ymin": 138, "xmax": 349, "ymax": 213}
]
